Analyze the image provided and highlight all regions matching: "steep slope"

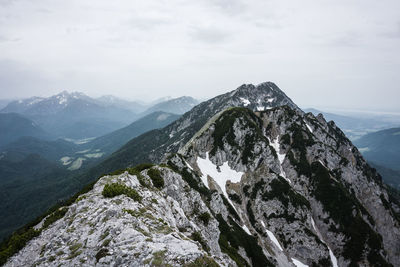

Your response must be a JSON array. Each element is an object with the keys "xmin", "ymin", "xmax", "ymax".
[
  {"xmin": 0, "ymin": 113, "xmax": 50, "ymax": 147},
  {"xmin": 143, "ymin": 96, "xmax": 199, "ymax": 115},
  {"xmin": 353, "ymin": 127, "xmax": 400, "ymax": 171},
  {"xmin": 4, "ymin": 106, "xmax": 399, "ymax": 266},
  {"xmin": 89, "ymin": 82, "xmax": 298, "ymax": 179}
]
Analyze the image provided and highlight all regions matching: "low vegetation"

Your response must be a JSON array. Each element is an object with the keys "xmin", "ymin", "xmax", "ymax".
[
  {"xmin": 310, "ymin": 162, "xmax": 388, "ymax": 265},
  {"xmin": 102, "ymin": 183, "xmax": 142, "ymax": 202},
  {"xmin": 198, "ymin": 212, "xmax": 211, "ymax": 225},
  {"xmin": 216, "ymin": 214, "xmax": 274, "ymax": 267},
  {"xmin": 146, "ymin": 168, "xmax": 164, "ymax": 189}
]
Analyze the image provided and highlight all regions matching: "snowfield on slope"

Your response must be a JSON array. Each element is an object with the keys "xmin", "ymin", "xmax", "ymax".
[{"xmin": 196, "ymin": 152, "xmax": 243, "ymax": 209}]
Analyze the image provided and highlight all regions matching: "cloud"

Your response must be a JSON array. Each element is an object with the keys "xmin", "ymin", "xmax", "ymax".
[
  {"xmin": 0, "ymin": 0, "xmax": 399, "ymax": 111},
  {"xmin": 380, "ymin": 21, "xmax": 400, "ymax": 39},
  {"xmin": 190, "ymin": 26, "xmax": 232, "ymax": 44},
  {"xmin": 205, "ymin": 0, "xmax": 246, "ymax": 15},
  {"xmin": 0, "ymin": 34, "xmax": 20, "ymax": 42}
]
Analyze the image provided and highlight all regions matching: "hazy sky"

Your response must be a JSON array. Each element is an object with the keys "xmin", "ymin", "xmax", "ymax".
[{"xmin": 0, "ymin": 0, "xmax": 399, "ymax": 111}]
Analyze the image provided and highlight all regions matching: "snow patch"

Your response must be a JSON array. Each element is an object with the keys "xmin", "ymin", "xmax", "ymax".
[
  {"xmin": 318, "ymin": 160, "xmax": 326, "ymax": 168},
  {"xmin": 196, "ymin": 152, "xmax": 243, "ymax": 209},
  {"xmin": 242, "ymin": 225, "xmax": 251, "ymax": 235},
  {"xmin": 311, "ymin": 218, "xmax": 338, "ymax": 267},
  {"xmin": 267, "ymin": 98, "xmax": 274, "ymax": 103},
  {"xmin": 257, "ymin": 106, "xmax": 265, "ymax": 111},
  {"xmin": 185, "ymin": 161, "xmax": 193, "ymax": 170},
  {"xmin": 266, "ymin": 229, "xmax": 283, "ymax": 251},
  {"xmin": 268, "ymin": 137, "xmax": 290, "ymax": 183},
  {"xmin": 240, "ymin": 97, "xmax": 251, "ymax": 107},
  {"xmin": 306, "ymin": 123, "xmax": 313, "ymax": 133},
  {"xmin": 292, "ymin": 258, "xmax": 308, "ymax": 267}
]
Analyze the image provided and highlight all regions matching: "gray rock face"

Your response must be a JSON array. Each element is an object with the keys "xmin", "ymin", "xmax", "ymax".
[{"xmin": 5, "ymin": 86, "xmax": 400, "ymax": 267}]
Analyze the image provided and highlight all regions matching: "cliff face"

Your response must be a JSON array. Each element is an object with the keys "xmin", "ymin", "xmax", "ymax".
[{"xmin": 4, "ymin": 84, "xmax": 400, "ymax": 267}]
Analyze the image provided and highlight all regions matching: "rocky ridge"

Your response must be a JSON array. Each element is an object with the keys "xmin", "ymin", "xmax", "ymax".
[{"xmin": 3, "ymin": 83, "xmax": 400, "ymax": 266}]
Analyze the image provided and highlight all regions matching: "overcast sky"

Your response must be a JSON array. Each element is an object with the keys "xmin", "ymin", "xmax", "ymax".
[{"xmin": 0, "ymin": 0, "xmax": 399, "ymax": 111}]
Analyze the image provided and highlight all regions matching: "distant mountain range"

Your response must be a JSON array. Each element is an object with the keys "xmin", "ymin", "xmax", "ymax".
[
  {"xmin": 0, "ymin": 91, "xmax": 197, "ymax": 140},
  {"xmin": 142, "ymin": 96, "xmax": 199, "ymax": 115}
]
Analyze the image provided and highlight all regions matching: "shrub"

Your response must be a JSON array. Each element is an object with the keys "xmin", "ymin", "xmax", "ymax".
[
  {"xmin": 147, "ymin": 168, "xmax": 164, "ymax": 189},
  {"xmin": 185, "ymin": 256, "xmax": 219, "ymax": 267},
  {"xmin": 95, "ymin": 248, "xmax": 108, "ymax": 262},
  {"xmin": 42, "ymin": 207, "xmax": 68, "ymax": 229},
  {"xmin": 198, "ymin": 212, "xmax": 211, "ymax": 225},
  {"xmin": 102, "ymin": 183, "xmax": 142, "ymax": 202},
  {"xmin": 127, "ymin": 168, "xmax": 149, "ymax": 187},
  {"xmin": 216, "ymin": 214, "xmax": 274, "ymax": 267},
  {"xmin": 191, "ymin": 232, "xmax": 209, "ymax": 252},
  {"xmin": 0, "ymin": 228, "xmax": 41, "ymax": 265}
]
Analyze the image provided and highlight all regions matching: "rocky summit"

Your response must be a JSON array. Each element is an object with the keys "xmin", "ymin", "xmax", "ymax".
[{"xmin": 2, "ymin": 82, "xmax": 400, "ymax": 267}]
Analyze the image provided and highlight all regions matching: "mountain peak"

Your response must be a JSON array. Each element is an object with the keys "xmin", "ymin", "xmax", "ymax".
[{"xmin": 229, "ymin": 82, "xmax": 298, "ymax": 112}]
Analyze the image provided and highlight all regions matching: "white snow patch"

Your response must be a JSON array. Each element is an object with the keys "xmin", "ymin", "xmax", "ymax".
[
  {"xmin": 292, "ymin": 258, "xmax": 308, "ymax": 267},
  {"xmin": 260, "ymin": 221, "xmax": 266, "ymax": 228},
  {"xmin": 257, "ymin": 106, "xmax": 265, "ymax": 111},
  {"xmin": 311, "ymin": 218, "xmax": 338, "ymax": 267},
  {"xmin": 268, "ymin": 137, "xmax": 290, "ymax": 183},
  {"xmin": 196, "ymin": 152, "xmax": 243, "ymax": 209},
  {"xmin": 242, "ymin": 225, "xmax": 251, "ymax": 235},
  {"xmin": 266, "ymin": 229, "xmax": 283, "ymax": 251},
  {"xmin": 306, "ymin": 123, "xmax": 313, "ymax": 133},
  {"xmin": 240, "ymin": 97, "xmax": 251, "ymax": 107},
  {"xmin": 185, "ymin": 161, "xmax": 193, "ymax": 170},
  {"xmin": 169, "ymin": 133, "xmax": 174, "ymax": 138},
  {"xmin": 267, "ymin": 98, "xmax": 274, "ymax": 103}
]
